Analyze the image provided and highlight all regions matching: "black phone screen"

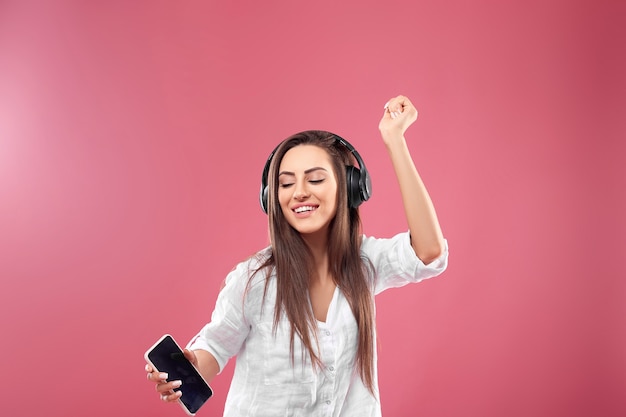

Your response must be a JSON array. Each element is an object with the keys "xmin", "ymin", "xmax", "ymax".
[{"xmin": 146, "ymin": 335, "xmax": 213, "ymax": 415}]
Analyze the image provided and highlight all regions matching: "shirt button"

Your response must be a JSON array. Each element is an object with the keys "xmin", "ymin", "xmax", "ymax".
[
  {"xmin": 325, "ymin": 330, "xmax": 331, "ymax": 336},
  {"xmin": 329, "ymin": 366, "xmax": 335, "ymax": 372},
  {"xmin": 326, "ymin": 400, "xmax": 331, "ymax": 405}
]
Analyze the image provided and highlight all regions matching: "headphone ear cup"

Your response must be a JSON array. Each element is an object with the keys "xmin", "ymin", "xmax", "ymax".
[
  {"xmin": 260, "ymin": 145, "xmax": 277, "ymax": 214},
  {"xmin": 260, "ymin": 185, "xmax": 269, "ymax": 214},
  {"xmin": 345, "ymin": 165, "xmax": 362, "ymax": 208}
]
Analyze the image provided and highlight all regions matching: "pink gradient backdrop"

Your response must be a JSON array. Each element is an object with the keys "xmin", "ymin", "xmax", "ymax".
[{"xmin": 1, "ymin": 1, "xmax": 624, "ymax": 416}]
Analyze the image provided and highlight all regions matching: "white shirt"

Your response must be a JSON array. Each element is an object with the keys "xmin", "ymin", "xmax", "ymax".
[{"xmin": 188, "ymin": 232, "xmax": 448, "ymax": 417}]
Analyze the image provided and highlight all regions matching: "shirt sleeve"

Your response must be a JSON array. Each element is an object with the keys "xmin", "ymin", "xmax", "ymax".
[
  {"xmin": 186, "ymin": 259, "xmax": 259, "ymax": 373},
  {"xmin": 361, "ymin": 231, "xmax": 449, "ymax": 295}
]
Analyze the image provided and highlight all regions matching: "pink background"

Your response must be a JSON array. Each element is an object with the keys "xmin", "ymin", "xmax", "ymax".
[{"xmin": 1, "ymin": 1, "xmax": 624, "ymax": 416}]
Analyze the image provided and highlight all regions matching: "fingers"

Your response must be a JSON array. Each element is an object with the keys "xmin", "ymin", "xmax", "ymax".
[
  {"xmin": 146, "ymin": 363, "xmax": 183, "ymax": 403},
  {"xmin": 157, "ymin": 379, "xmax": 183, "ymax": 400},
  {"xmin": 160, "ymin": 389, "xmax": 183, "ymax": 402},
  {"xmin": 383, "ymin": 95, "xmax": 417, "ymax": 120},
  {"xmin": 145, "ymin": 364, "xmax": 166, "ymax": 382},
  {"xmin": 383, "ymin": 99, "xmax": 402, "ymax": 120}
]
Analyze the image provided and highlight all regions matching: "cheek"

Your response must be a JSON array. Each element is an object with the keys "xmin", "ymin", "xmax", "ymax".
[
  {"xmin": 277, "ymin": 189, "xmax": 290, "ymax": 210},
  {"xmin": 327, "ymin": 186, "xmax": 339, "ymax": 212}
]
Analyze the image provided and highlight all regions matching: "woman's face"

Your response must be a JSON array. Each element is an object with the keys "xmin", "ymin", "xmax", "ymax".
[{"xmin": 277, "ymin": 144, "xmax": 339, "ymax": 238}]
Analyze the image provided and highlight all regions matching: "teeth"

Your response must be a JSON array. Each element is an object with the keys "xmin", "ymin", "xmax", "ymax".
[{"xmin": 294, "ymin": 206, "xmax": 315, "ymax": 213}]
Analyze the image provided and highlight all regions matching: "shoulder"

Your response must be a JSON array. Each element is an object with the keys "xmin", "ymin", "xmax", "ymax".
[
  {"xmin": 223, "ymin": 247, "xmax": 272, "ymax": 286},
  {"xmin": 221, "ymin": 246, "xmax": 273, "ymax": 291},
  {"xmin": 240, "ymin": 245, "xmax": 272, "ymax": 272}
]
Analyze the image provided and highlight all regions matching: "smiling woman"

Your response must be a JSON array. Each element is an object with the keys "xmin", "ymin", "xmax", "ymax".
[{"xmin": 145, "ymin": 96, "xmax": 449, "ymax": 416}]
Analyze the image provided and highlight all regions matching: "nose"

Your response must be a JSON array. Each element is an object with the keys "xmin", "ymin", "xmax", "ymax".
[{"xmin": 293, "ymin": 181, "xmax": 309, "ymax": 200}]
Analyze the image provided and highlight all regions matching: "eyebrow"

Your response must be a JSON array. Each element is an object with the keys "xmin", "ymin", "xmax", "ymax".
[{"xmin": 278, "ymin": 167, "xmax": 328, "ymax": 176}]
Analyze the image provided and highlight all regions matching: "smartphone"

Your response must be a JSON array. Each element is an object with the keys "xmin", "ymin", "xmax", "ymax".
[{"xmin": 144, "ymin": 334, "xmax": 213, "ymax": 416}]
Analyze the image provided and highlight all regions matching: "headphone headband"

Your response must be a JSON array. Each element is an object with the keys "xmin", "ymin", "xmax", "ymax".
[{"xmin": 259, "ymin": 131, "xmax": 371, "ymax": 214}]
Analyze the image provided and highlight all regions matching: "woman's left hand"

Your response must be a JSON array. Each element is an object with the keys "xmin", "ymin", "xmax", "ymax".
[{"xmin": 378, "ymin": 95, "xmax": 418, "ymax": 143}]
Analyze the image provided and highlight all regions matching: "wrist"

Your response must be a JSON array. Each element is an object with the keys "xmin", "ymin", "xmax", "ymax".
[{"xmin": 381, "ymin": 132, "xmax": 407, "ymax": 148}]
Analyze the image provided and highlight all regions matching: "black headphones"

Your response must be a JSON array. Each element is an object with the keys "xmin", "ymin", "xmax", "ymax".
[{"xmin": 259, "ymin": 131, "xmax": 372, "ymax": 214}]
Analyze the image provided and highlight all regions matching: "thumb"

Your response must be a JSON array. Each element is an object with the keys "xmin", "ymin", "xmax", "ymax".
[{"xmin": 183, "ymin": 348, "xmax": 198, "ymax": 366}]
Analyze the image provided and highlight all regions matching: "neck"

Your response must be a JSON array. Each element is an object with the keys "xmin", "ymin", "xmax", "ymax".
[
  {"xmin": 301, "ymin": 233, "xmax": 332, "ymax": 284},
  {"xmin": 301, "ymin": 231, "xmax": 327, "ymax": 256}
]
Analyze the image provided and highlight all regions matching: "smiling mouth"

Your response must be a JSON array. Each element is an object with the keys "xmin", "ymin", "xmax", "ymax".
[{"xmin": 293, "ymin": 205, "xmax": 317, "ymax": 213}]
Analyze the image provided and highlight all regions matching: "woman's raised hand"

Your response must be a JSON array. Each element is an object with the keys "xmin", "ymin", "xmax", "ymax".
[{"xmin": 378, "ymin": 95, "xmax": 418, "ymax": 144}]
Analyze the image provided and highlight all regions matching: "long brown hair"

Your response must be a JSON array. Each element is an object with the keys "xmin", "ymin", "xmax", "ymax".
[{"xmin": 253, "ymin": 130, "xmax": 376, "ymax": 393}]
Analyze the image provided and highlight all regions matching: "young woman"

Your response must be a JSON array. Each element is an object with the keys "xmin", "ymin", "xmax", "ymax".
[{"xmin": 145, "ymin": 95, "xmax": 448, "ymax": 416}]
